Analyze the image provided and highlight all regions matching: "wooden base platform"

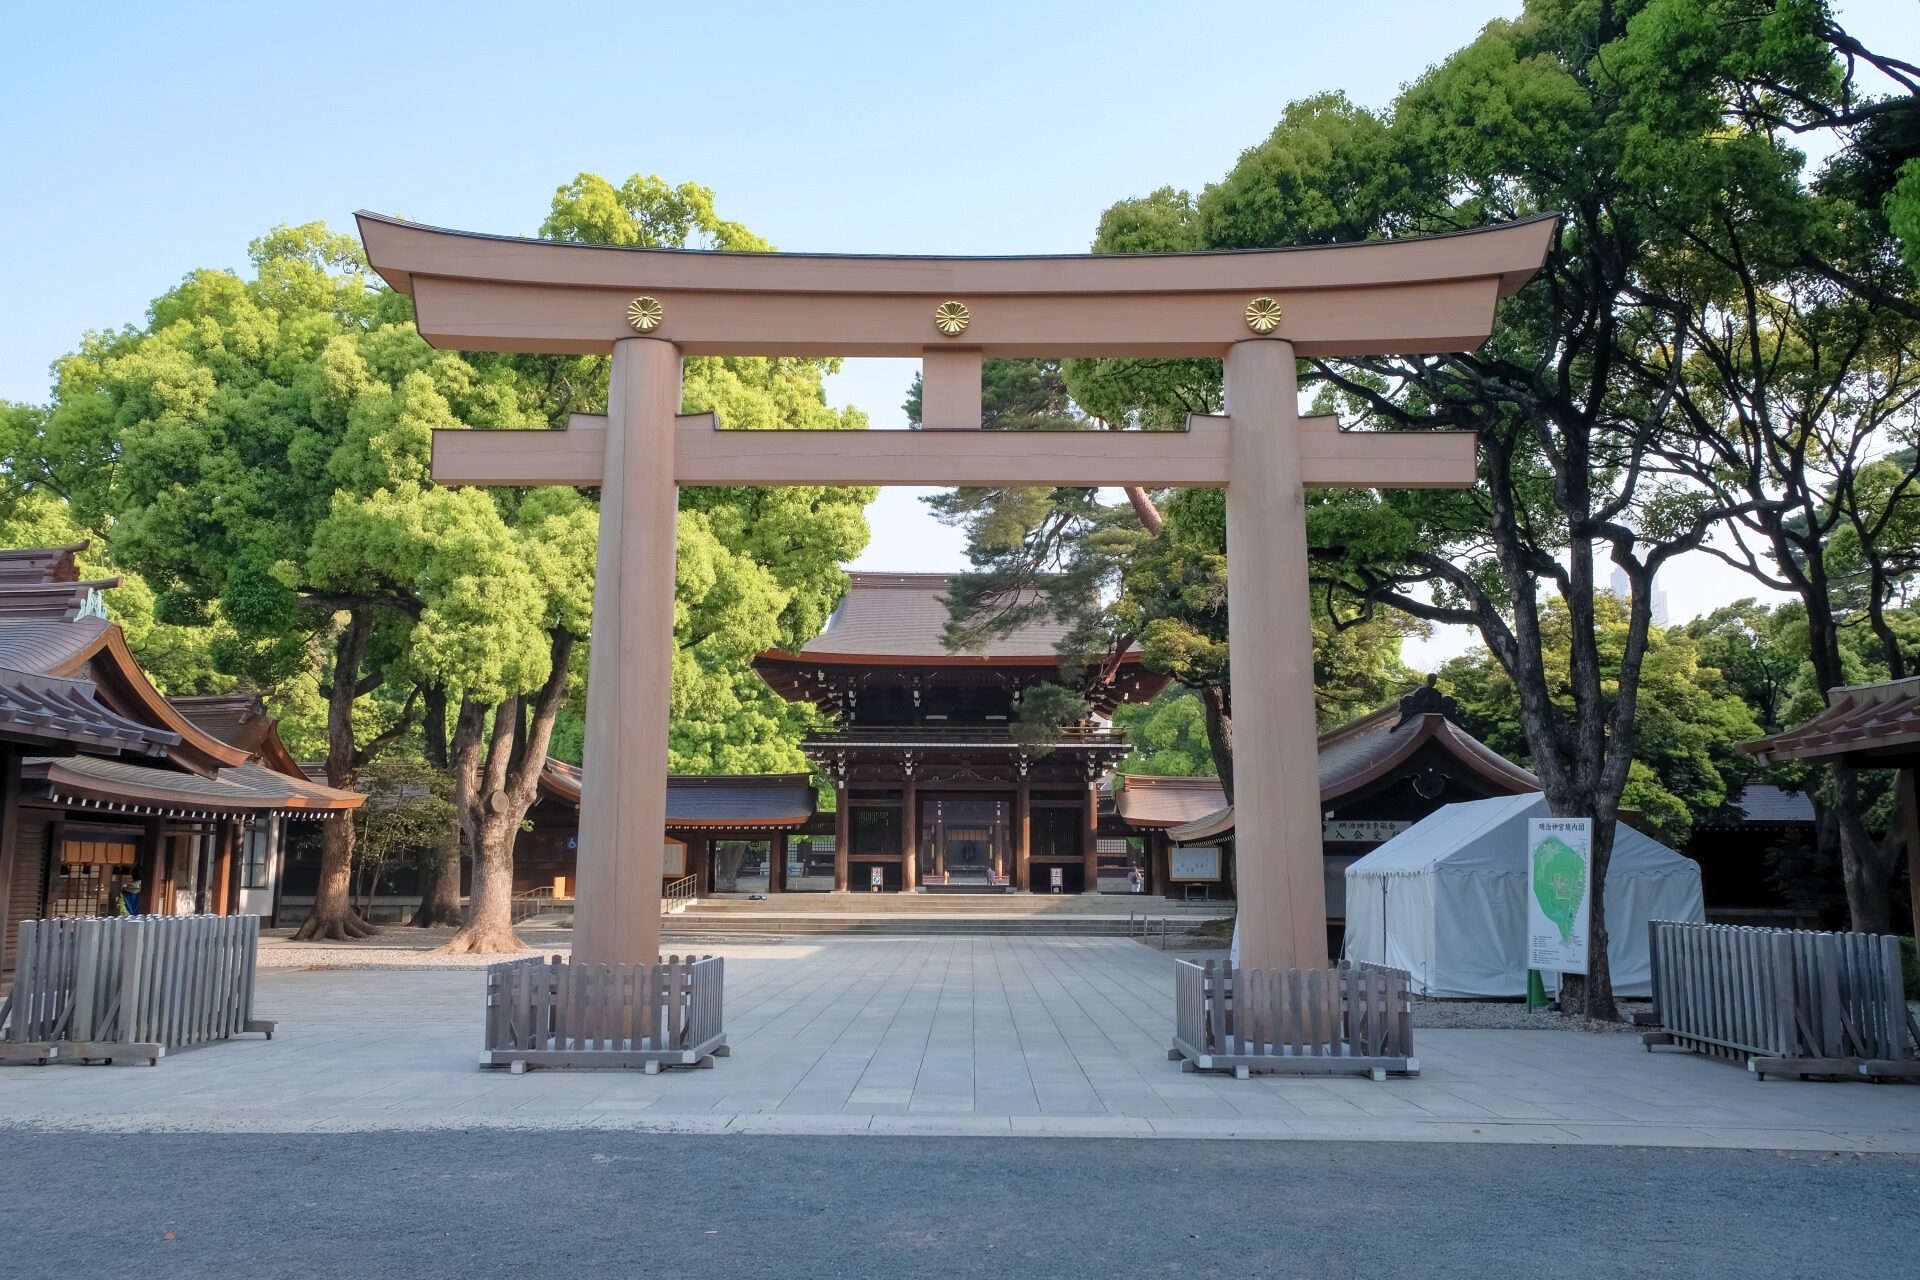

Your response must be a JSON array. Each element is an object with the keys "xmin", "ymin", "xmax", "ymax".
[
  {"xmin": 482, "ymin": 1037, "xmax": 728, "ymax": 1073},
  {"xmin": 1749, "ymin": 1055, "xmax": 1920, "ymax": 1082},
  {"xmin": 0, "ymin": 1041, "xmax": 164, "ymax": 1066},
  {"xmin": 1170, "ymin": 1039, "xmax": 1418, "ymax": 1080}
]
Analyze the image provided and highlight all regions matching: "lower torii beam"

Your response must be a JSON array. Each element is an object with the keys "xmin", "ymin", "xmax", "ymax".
[{"xmin": 435, "ymin": 336, "xmax": 1475, "ymax": 972}]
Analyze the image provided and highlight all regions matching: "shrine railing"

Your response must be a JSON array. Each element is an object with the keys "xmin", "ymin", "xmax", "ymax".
[
  {"xmin": 804, "ymin": 725, "xmax": 1128, "ymax": 746},
  {"xmin": 1641, "ymin": 920, "xmax": 1919, "ymax": 1081},
  {"xmin": 0, "ymin": 914, "xmax": 272, "ymax": 1066},
  {"xmin": 1172, "ymin": 958, "xmax": 1418, "ymax": 1080},
  {"xmin": 482, "ymin": 953, "xmax": 726, "ymax": 1073}
]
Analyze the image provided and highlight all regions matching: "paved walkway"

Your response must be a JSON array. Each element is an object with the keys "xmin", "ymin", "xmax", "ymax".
[{"xmin": 2, "ymin": 937, "xmax": 1915, "ymax": 1149}]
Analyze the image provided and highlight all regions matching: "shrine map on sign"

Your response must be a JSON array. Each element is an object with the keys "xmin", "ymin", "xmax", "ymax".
[{"xmin": 1531, "ymin": 836, "xmax": 1588, "ymax": 943}]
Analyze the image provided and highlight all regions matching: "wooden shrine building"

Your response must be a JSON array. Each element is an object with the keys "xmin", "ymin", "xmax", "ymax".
[
  {"xmin": 753, "ymin": 572, "xmax": 1167, "ymax": 893},
  {"xmin": 0, "ymin": 545, "xmax": 362, "ymax": 982},
  {"xmin": 517, "ymin": 761, "xmax": 821, "ymax": 898}
]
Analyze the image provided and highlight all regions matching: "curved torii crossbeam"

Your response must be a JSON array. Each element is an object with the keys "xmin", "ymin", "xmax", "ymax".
[{"xmin": 356, "ymin": 211, "xmax": 1555, "ymax": 972}]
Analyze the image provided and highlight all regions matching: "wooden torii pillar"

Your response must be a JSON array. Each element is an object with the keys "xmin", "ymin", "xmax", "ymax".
[{"xmin": 356, "ymin": 210, "xmax": 1554, "ymax": 972}]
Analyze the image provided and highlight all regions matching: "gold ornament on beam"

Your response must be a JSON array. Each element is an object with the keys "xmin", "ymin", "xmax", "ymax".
[
  {"xmin": 1244, "ymin": 297, "xmax": 1284, "ymax": 334},
  {"xmin": 933, "ymin": 300, "xmax": 971, "ymax": 337},
  {"xmin": 627, "ymin": 296, "xmax": 665, "ymax": 333}
]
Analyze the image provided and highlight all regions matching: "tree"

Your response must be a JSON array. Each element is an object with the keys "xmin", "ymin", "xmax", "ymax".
[
  {"xmin": 24, "ymin": 224, "xmax": 534, "ymax": 939},
  {"xmin": 421, "ymin": 173, "xmax": 876, "ymax": 954},
  {"xmin": 1438, "ymin": 595, "xmax": 1764, "ymax": 849},
  {"xmin": 1115, "ymin": 691, "xmax": 1216, "ymax": 777},
  {"xmin": 348, "ymin": 756, "xmax": 455, "ymax": 915},
  {"xmin": 1603, "ymin": 0, "xmax": 1920, "ymax": 931}
]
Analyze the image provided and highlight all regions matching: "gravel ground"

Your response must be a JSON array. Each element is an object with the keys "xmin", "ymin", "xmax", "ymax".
[
  {"xmin": 1410, "ymin": 997, "xmax": 1649, "ymax": 1033},
  {"xmin": 257, "ymin": 926, "xmax": 573, "ymax": 970}
]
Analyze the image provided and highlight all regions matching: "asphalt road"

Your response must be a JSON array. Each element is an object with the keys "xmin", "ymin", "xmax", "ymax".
[{"xmin": 2, "ymin": 1133, "xmax": 1914, "ymax": 1279}]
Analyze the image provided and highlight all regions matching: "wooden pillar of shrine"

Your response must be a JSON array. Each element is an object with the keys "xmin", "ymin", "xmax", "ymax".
[
  {"xmin": 833, "ymin": 782, "xmax": 850, "ymax": 891},
  {"xmin": 1900, "ymin": 769, "xmax": 1920, "ymax": 949},
  {"xmin": 211, "ymin": 818, "xmax": 234, "ymax": 915},
  {"xmin": 1015, "ymin": 783, "xmax": 1031, "ymax": 892},
  {"xmin": 1082, "ymin": 783, "xmax": 1099, "ymax": 894},
  {"xmin": 1224, "ymin": 338, "xmax": 1330, "ymax": 971},
  {"xmin": 572, "ymin": 336, "xmax": 679, "ymax": 968},
  {"xmin": 772, "ymin": 831, "xmax": 789, "ymax": 892},
  {"xmin": 138, "ymin": 816, "xmax": 166, "ymax": 916},
  {"xmin": 901, "ymin": 780, "xmax": 918, "ymax": 890},
  {"xmin": 0, "ymin": 749, "xmax": 20, "ymax": 969}
]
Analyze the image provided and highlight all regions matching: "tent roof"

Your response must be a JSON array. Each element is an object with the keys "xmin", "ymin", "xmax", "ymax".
[{"xmin": 1348, "ymin": 793, "xmax": 1695, "ymax": 878}]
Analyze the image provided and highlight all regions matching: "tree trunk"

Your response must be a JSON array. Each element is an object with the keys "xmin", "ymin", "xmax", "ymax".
[
  {"xmin": 713, "ymin": 841, "xmax": 748, "ymax": 892},
  {"xmin": 1198, "ymin": 683, "xmax": 1235, "ymax": 805},
  {"xmin": 1123, "ymin": 485, "xmax": 1164, "ymax": 536},
  {"xmin": 295, "ymin": 608, "xmax": 379, "ymax": 941},
  {"xmin": 1831, "ymin": 765, "xmax": 1906, "ymax": 934},
  {"xmin": 441, "ymin": 630, "xmax": 575, "ymax": 955},
  {"xmin": 422, "ymin": 684, "xmax": 450, "ymax": 767},
  {"xmin": 410, "ymin": 686, "xmax": 470, "ymax": 929}
]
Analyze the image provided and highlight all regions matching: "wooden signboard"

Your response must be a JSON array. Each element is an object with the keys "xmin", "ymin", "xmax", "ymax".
[{"xmin": 1170, "ymin": 846, "xmax": 1223, "ymax": 882}]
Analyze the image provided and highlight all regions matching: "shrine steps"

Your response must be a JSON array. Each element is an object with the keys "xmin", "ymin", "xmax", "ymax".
[{"xmin": 660, "ymin": 893, "xmax": 1233, "ymax": 937}]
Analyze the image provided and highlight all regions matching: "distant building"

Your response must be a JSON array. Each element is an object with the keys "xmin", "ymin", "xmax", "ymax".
[
  {"xmin": 1610, "ymin": 566, "xmax": 1669, "ymax": 626},
  {"xmin": 753, "ymin": 572, "xmax": 1168, "ymax": 893}
]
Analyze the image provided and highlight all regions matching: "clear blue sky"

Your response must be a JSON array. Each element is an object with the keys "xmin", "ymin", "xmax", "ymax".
[{"xmin": 5, "ymin": 1, "xmax": 1916, "ymax": 660}]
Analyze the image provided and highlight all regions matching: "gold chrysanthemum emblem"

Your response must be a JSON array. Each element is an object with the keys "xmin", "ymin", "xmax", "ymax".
[
  {"xmin": 933, "ymin": 300, "xmax": 971, "ymax": 336},
  {"xmin": 627, "ymin": 296, "xmax": 664, "ymax": 333},
  {"xmin": 1245, "ymin": 296, "xmax": 1283, "ymax": 334}
]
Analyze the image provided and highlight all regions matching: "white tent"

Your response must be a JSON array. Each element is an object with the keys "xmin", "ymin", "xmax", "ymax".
[{"xmin": 1341, "ymin": 793, "xmax": 1703, "ymax": 998}]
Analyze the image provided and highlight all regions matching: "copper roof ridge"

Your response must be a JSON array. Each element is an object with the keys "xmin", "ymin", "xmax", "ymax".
[
  {"xmin": 356, "ymin": 208, "xmax": 1564, "ymax": 266},
  {"xmin": 1315, "ymin": 703, "xmax": 1401, "ymax": 749}
]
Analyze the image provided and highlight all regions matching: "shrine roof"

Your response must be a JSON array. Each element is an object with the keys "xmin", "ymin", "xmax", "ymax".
[
  {"xmin": 1317, "ymin": 707, "xmax": 1538, "ymax": 801},
  {"xmin": 1741, "ymin": 677, "xmax": 1920, "ymax": 765},
  {"xmin": 0, "ymin": 667, "xmax": 177, "ymax": 758},
  {"xmin": 24, "ymin": 754, "xmax": 364, "ymax": 818},
  {"xmin": 765, "ymin": 573, "xmax": 1070, "ymax": 664},
  {"xmin": 1113, "ymin": 775, "xmax": 1229, "ymax": 828},
  {"xmin": 0, "ymin": 542, "xmax": 86, "ymax": 586},
  {"xmin": 168, "ymin": 692, "xmax": 309, "ymax": 780},
  {"xmin": 1697, "ymin": 784, "xmax": 1816, "ymax": 827},
  {"xmin": 0, "ymin": 560, "xmax": 251, "ymax": 775},
  {"xmin": 1124, "ymin": 705, "xmax": 1538, "ymax": 839},
  {"xmin": 536, "ymin": 763, "xmax": 816, "ymax": 829}
]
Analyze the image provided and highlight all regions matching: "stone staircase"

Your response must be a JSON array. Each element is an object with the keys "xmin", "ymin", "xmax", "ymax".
[{"xmin": 659, "ymin": 892, "xmax": 1235, "ymax": 937}]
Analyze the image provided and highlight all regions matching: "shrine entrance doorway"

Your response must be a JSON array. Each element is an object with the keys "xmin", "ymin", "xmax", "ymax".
[{"xmin": 920, "ymin": 795, "xmax": 1010, "ymax": 887}]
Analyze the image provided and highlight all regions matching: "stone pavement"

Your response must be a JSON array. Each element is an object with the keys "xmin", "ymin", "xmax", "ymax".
[{"xmin": 2, "ymin": 936, "xmax": 1915, "ymax": 1150}]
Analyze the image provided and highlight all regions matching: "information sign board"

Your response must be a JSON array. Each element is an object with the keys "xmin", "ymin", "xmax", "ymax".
[
  {"xmin": 1169, "ymin": 846, "xmax": 1222, "ymax": 882},
  {"xmin": 1526, "ymin": 818, "xmax": 1591, "ymax": 974}
]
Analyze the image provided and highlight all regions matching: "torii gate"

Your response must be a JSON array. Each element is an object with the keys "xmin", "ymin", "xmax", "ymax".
[{"xmin": 356, "ymin": 211, "xmax": 1554, "ymax": 973}]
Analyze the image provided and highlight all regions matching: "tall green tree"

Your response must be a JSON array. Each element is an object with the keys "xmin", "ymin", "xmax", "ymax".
[
  {"xmin": 25, "ymin": 223, "xmax": 538, "ymax": 940},
  {"xmin": 1608, "ymin": 0, "xmax": 1920, "ymax": 931}
]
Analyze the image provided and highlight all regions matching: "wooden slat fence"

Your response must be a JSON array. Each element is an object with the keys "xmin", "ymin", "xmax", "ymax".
[
  {"xmin": 1644, "ymin": 919, "xmax": 1920, "ymax": 1081},
  {"xmin": 482, "ymin": 953, "xmax": 726, "ymax": 1071},
  {"xmin": 1172, "ymin": 958, "xmax": 1417, "ymax": 1078},
  {"xmin": 0, "ymin": 914, "xmax": 270, "ymax": 1065}
]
